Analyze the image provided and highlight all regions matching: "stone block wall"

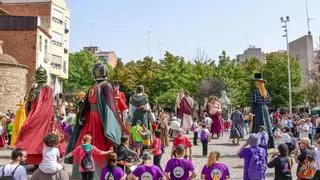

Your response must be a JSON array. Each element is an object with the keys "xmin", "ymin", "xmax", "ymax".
[{"xmin": 0, "ymin": 63, "xmax": 28, "ymax": 112}]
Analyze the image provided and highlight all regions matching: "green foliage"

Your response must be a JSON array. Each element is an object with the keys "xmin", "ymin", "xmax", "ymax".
[
  {"xmin": 263, "ymin": 53, "xmax": 303, "ymax": 107},
  {"xmin": 63, "ymin": 51, "xmax": 97, "ymax": 92},
  {"xmin": 64, "ymin": 50, "xmax": 304, "ymax": 109}
]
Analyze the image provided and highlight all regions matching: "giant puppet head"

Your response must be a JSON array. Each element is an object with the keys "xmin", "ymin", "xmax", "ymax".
[
  {"xmin": 253, "ymin": 73, "xmax": 267, "ymax": 98},
  {"xmin": 91, "ymin": 63, "xmax": 107, "ymax": 81},
  {"xmin": 35, "ymin": 66, "xmax": 48, "ymax": 86}
]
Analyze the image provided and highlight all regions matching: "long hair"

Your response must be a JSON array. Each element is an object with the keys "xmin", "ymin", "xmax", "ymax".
[{"xmin": 256, "ymin": 81, "xmax": 267, "ymax": 98}]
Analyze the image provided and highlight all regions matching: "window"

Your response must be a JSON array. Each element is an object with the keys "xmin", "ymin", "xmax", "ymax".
[
  {"xmin": 39, "ymin": 35, "xmax": 42, "ymax": 52},
  {"xmin": 52, "ymin": 31, "xmax": 63, "ymax": 46},
  {"xmin": 44, "ymin": 39, "xmax": 48, "ymax": 53},
  {"xmin": 52, "ymin": 9, "xmax": 63, "ymax": 24},
  {"xmin": 51, "ymin": 55, "xmax": 62, "ymax": 69}
]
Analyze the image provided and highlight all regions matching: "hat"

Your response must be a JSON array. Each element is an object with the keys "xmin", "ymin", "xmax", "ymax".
[
  {"xmin": 247, "ymin": 134, "xmax": 260, "ymax": 147},
  {"xmin": 253, "ymin": 73, "xmax": 265, "ymax": 82},
  {"xmin": 141, "ymin": 152, "xmax": 152, "ymax": 160}
]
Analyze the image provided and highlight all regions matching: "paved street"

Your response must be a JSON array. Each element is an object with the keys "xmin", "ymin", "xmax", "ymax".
[{"xmin": 0, "ymin": 132, "xmax": 297, "ymax": 179}]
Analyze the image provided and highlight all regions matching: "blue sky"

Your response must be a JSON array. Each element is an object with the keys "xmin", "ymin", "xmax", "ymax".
[{"xmin": 68, "ymin": 0, "xmax": 320, "ymax": 62}]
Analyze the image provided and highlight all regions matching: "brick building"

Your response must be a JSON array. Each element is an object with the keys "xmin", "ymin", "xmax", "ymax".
[
  {"xmin": 0, "ymin": 16, "xmax": 51, "ymax": 90},
  {"xmin": 0, "ymin": 0, "xmax": 70, "ymax": 94},
  {"xmin": 83, "ymin": 46, "xmax": 118, "ymax": 67},
  {"xmin": 0, "ymin": 41, "xmax": 28, "ymax": 112}
]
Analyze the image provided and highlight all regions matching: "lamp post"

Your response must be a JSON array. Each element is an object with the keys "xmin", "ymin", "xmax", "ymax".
[{"xmin": 281, "ymin": 16, "xmax": 292, "ymax": 114}]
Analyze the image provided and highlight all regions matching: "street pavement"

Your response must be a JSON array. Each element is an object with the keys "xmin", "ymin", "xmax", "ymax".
[{"xmin": 0, "ymin": 132, "xmax": 297, "ymax": 179}]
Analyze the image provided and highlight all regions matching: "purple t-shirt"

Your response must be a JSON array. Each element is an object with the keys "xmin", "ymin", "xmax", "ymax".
[
  {"xmin": 201, "ymin": 163, "xmax": 230, "ymax": 180},
  {"xmin": 165, "ymin": 158, "xmax": 195, "ymax": 180},
  {"xmin": 100, "ymin": 166, "xmax": 125, "ymax": 180},
  {"xmin": 132, "ymin": 164, "xmax": 164, "ymax": 180},
  {"xmin": 239, "ymin": 147, "xmax": 266, "ymax": 180}
]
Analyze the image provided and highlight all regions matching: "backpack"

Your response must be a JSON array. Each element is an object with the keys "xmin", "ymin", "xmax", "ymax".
[
  {"xmin": 298, "ymin": 149, "xmax": 317, "ymax": 179},
  {"xmin": 0, "ymin": 165, "xmax": 20, "ymax": 180},
  {"xmin": 200, "ymin": 130, "xmax": 208, "ymax": 141},
  {"xmin": 247, "ymin": 147, "xmax": 266, "ymax": 180},
  {"xmin": 190, "ymin": 123, "xmax": 195, "ymax": 132},
  {"xmin": 260, "ymin": 134, "xmax": 267, "ymax": 147},
  {"xmin": 81, "ymin": 148, "xmax": 93, "ymax": 172}
]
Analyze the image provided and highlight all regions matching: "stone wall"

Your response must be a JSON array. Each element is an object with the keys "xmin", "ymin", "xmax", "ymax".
[{"xmin": 0, "ymin": 63, "xmax": 28, "ymax": 112}]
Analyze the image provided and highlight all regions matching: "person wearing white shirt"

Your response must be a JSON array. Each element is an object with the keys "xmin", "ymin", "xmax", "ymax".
[
  {"xmin": 306, "ymin": 119, "xmax": 314, "ymax": 144},
  {"xmin": 39, "ymin": 134, "xmax": 63, "ymax": 174},
  {"xmin": 204, "ymin": 114, "xmax": 213, "ymax": 129},
  {"xmin": 299, "ymin": 119, "xmax": 309, "ymax": 139},
  {"xmin": 0, "ymin": 148, "xmax": 27, "ymax": 180}
]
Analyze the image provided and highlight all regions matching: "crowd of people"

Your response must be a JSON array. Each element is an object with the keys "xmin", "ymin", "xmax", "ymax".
[{"xmin": 2, "ymin": 65, "xmax": 320, "ymax": 180}]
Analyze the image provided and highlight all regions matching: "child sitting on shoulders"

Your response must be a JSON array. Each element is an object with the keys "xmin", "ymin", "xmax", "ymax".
[{"xmin": 39, "ymin": 133, "xmax": 63, "ymax": 174}]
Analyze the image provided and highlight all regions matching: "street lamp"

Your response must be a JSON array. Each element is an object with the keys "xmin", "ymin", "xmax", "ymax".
[{"xmin": 280, "ymin": 16, "xmax": 292, "ymax": 114}]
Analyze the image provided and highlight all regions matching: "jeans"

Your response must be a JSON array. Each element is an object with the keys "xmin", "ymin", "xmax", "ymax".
[
  {"xmin": 81, "ymin": 171, "xmax": 94, "ymax": 180},
  {"xmin": 153, "ymin": 154, "xmax": 162, "ymax": 171},
  {"xmin": 309, "ymin": 134, "xmax": 313, "ymax": 145},
  {"xmin": 193, "ymin": 131, "xmax": 198, "ymax": 145},
  {"xmin": 201, "ymin": 140, "xmax": 208, "ymax": 156}
]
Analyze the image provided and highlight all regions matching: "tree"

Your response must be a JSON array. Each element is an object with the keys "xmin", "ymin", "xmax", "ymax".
[
  {"xmin": 63, "ymin": 51, "xmax": 97, "ymax": 92},
  {"xmin": 263, "ymin": 53, "xmax": 303, "ymax": 107}
]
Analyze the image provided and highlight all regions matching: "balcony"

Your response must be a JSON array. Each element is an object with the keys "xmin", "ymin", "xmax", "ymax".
[
  {"xmin": 65, "ymin": 28, "xmax": 69, "ymax": 34},
  {"xmin": 64, "ymin": 48, "xmax": 68, "ymax": 54}
]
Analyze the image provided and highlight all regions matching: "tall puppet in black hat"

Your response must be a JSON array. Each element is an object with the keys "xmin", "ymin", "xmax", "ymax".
[{"xmin": 251, "ymin": 73, "xmax": 274, "ymax": 148}]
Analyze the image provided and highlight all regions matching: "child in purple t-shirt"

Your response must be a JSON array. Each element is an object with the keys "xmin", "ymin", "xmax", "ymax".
[
  {"xmin": 100, "ymin": 152, "xmax": 126, "ymax": 180},
  {"xmin": 128, "ymin": 152, "xmax": 165, "ymax": 180},
  {"xmin": 165, "ymin": 144, "xmax": 196, "ymax": 180},
  {"xmin": 201, "ymin": 151, "xmax": 230, "ymax": 180}
]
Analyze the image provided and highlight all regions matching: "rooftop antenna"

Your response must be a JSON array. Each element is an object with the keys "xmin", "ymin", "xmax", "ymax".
[
  {"xmin": 244, "ymin": 33, "xmax": 248, "ymax": 48},
  {"xmin": 305, "ymin": 0, "xmax": 315, "ymax": 35},
  {"xmin": 90, "ymin": 21, "xmax": 94, "ymax": 46},
  {"xmin": 148, "ymin": 30, "xmax": 151, "ymax": 57}
]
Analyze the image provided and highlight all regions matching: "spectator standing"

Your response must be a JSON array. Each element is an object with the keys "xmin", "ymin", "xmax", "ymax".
[
  {"xmin": 61, "ymin": 135, "xmax": 113, "ymax": 180},
  {"xmin": 149, "ymin": 130, "xmax": 163, "ymax": 170},
  {"xmin": 201, "ymin": 151, "xmax": 230, "ymax": 180},
  {"xmin": 238, "ymin": 134, "xmax": 267, "ymax": 180},
  {"xmin": 191, "ymin": 118, "xmax": 199, "ymax": 146},
  {"xmin": 312, "ymin": 139, "xmax": 320, "ymax": 180},
  {"xmin": 200, "ymin": 124, "xmax": 211, "ymax": 156},
  {"xmin": 128, "ymin": 152, "xmax": 165, "ymax": 180},
  {"xmin": 299, "ymin": 119, "xmax": 310, "ymax": 139},
  {"xmin": 165, "ymin": 145, "xmax": 196, "ymax": 180},
  {"xmin": 267, "ymin": 143, "xmax": 293, "ymax": 180},
  {"xmin": 100, "ymin": 152, "xmax": 126, "ymax": 180},
  {"xmin": 171, "ymin": 128, "xmax": 192, "ymax": 160},
  {"xmin": 295, "ymin": 138, "xmax": 317, "ymax": 180},
  {"xmin": 0, "ymin": 148, "xmax": 27, "ymax": 180},
  {"xmin": 130, "ymin": 120, "xmax": 144, "ymax": 156}
]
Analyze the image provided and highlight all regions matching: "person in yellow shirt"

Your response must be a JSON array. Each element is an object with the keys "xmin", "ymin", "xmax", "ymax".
[{"xmin": 11, "ymin": 101, "xmax": 26, "ymax": 147}]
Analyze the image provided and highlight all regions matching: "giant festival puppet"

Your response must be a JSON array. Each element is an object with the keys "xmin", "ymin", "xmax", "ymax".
[
  {"xmin": 178, "ymin": 91, "xmax": 194, "ymax": 132},
  {"xmin": 65, "ymin": 63, "xmax": 127, "ymax": 177},
  {"xmin": 251, "ymin": 73, "xmax": 274, "ymax": 148},
  {"xmin": 204, "ymin": 96, "xmax": 224, "ymax": 138},
  {"xmin": 129, "ymin": 85, "xmax": 150, "ymax": 129},
  {"xmin": 16, "ymin": 66, "xmax": 65, "ymax": 164},
  {"xmin": 113, "ymin": 80, "xmax": 128, "ymax": 123}
]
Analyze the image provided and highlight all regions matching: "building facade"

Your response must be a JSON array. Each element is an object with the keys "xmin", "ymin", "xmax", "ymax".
[
  {"xmin": 0, "ymin": 41, "xmax": 28, "ymax": 112},
  {"xmin": 236, "ymin": 46, "xmax": 266, "ymax": 65},
  {"xmin": 0, "ymin": 16, "xmax": 51, "ymax": 89},
  {"xmin": 83, "ymin": 46, "xmax": 117, "ymax": 67},
  {"xmin": 289, "ymin": 34, "xmax": 314, "ymax": 85},
  {"xmin": 0, "ymin": 0, "xmax": 70, "ymax": 94}
]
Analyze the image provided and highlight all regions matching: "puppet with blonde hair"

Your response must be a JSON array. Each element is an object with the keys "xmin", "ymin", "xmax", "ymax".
[{"xmin": 251, "ymin": 73, "xmax": 274, "ymax": 148}]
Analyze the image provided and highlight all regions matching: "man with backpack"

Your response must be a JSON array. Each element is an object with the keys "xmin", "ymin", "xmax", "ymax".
[
  {"xmin": 0, "ymin": 148, "xmax": 27, "ymax": 180},
  {"xmin": 295, "ymin": 138, "xmax": 317, "ymax": 179},
  {"xmin": 238, "ymin": 133, "xmax": 267, "ymax": 180}
]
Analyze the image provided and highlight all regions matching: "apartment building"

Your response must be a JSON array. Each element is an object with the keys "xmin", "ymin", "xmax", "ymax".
[
  {"xmin": 83, "ymin": 46, "xmax": 118, "ymax": 67},
  {"xmin": 0, "ymin": 0, "xmax": 70, "ymax": 94}
]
